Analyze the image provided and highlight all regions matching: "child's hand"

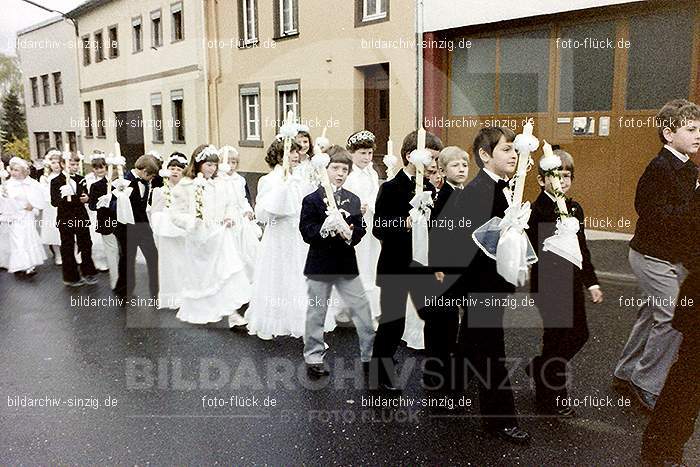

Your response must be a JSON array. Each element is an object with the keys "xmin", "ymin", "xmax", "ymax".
[
  {"xmin": 223, "ymin": 218, "xmax": 234, "ymax": 228},
  {"xmin": 590, "ymin": 287, "xmax": 603, "ymax": 303},
  {"xmin": 24, "ymin": 203, "xmax": 34, "ymax": 211},
  {"xmin": 435, "ymin": 272, "xmax": 445, "ymax": 283},
  {"xmin": 406, "ymin": 216, "xmax": 412, "ymax": 230},
  {"xmin": 244, "ymin": 212, "xmax": 254, "ymax": 221},
  {"xmin": 79, "ymin": 193, "xmax": 89, "ymax": 203},
  {"xmin": 360, "ymin": 203, "xmax": 368, "ymax": 215}
]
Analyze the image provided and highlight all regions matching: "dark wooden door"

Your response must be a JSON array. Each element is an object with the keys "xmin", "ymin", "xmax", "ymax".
[
  {"xmin": 363, "ymin": 63, "xmax": 390, "ymax": 177},
  {"xmin": 114, "ymin": 110, "xmax": 145, "ymax": 167}
]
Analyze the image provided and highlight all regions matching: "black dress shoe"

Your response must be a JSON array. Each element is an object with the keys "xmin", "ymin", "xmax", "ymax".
[
  {"xmin": 377, "ymin": 381, "xmax": 402, "ymax": 393},
  {"xmin": 487, "ymin": 426, "xmax": 531, "ymax": 445},
  {"xmin": 306, "ymin": 363, "xmax": 330, "ymax": 378}
]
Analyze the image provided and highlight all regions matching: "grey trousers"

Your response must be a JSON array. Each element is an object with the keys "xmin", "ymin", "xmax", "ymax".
[
  {"xmin": 614, "ymin": 249, "xmax": 687, "ymax": 395},
  {"xmin": 304, "ymin": 277, "xmax": 375, "ymax": 365}
]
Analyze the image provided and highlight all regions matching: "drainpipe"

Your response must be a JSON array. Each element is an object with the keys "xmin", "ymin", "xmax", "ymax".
[{"xmin": 201, "ymin": 0, "xmax": 211, "ymax": 143}]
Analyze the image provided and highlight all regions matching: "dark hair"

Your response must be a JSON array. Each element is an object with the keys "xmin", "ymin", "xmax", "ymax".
[
  {"xmin": 537, "ymin": 149, "xmax": 575, "ymax": 180},
  {"xmin": 400, "ymin": 130, "xmax": 444, "ymax": 165},
  {"xmin": 326, "ymin": 145, "xmax": 353, "ymax": 170},
  {"xmin": 90, "ymin": 157, "xmax": 107, "ymax": 169},
  {"xmin": 167, "ymin": 152, "xmax": 187, "ymax": 169},
  {"xmin": 135, "ymin": 154, "xmax": 161, "ymax": 175},
  {"xmin": 45, "ymin": 147, "xmax": 58, "ymax": 156},
  {"xmin": 656, "ymin": 99, "xmax": 700, "ymax": 144},
  {"xmin": 296, "ymin": 130, "xmax": 312, "ymax": 157},
  {"xmin": 265, "ymin": 138, "xmax": 301, "ymax": 169},
  {"xmin": 346, "ymin": 131, "xmax": 376, "ymax": 152},
  {"xmin": 472, "ymin": 127, "xmax": 516, "ymax": 169},
  {"xmin": 59, "ymin": 153, "xmax": 81, "ymax": 165},
  {"xmin": 185, "ymin": 144, "xmax": 219, "ymax": 178}
]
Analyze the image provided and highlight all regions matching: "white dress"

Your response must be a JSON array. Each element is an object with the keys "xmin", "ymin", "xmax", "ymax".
[
  {"xmin": 170, "ymin": 176, "xmax": 252, "ymax": 324},
  {"xmin": 39, "ymin": 173, "xmax": 60, "ymax": 246},
  {"xmin": 84, "ymin": 172, "xmax": 108, "ymax": 270},
  {"xmin": 225, "ymin": 172, "xmax": 261, "ymax": 280},
  {"xmin": 151, "ymin": 182, "xmax": 187, "ymax": 309},
  {"xmin": 245, "ymin": 165, "xmax": 335, "ymax": 339},
  {"xmin": 1, "ymin": 177, "xmax": 47, "ymax": 272}
]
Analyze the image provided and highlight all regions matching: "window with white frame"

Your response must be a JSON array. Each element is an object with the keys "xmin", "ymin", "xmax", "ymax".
[
  {"xmin": 151, "ymin": 9, "xmax": 163, "ymax": 48},
  {"xmin": 363, "ymin": 0, "xmax": 386, "ymax": 21},
  {"xmin": 241, "ymin": 0, "xmax": 257, "ymax": 44},
  {"xmin": 171, "ymin": 2, "xmax": 184, "ymax": 42},
  {"xmin": 171, "ymin": 89, "xmax": 185, "ymax": 143},
  {"xmin": 276, "ymin": 81, "xmax": 299, "ymax": 127},
  {"xmin": 279, "ymin": 0, "xmax": 297, "ymax": 36},
  {"xmin": 132, "ymin": 16, "xmax": 143, "ymax": 53},
  {"xmin": 240, "ymin": 85, "xmax": 260, "ymax": 142}
]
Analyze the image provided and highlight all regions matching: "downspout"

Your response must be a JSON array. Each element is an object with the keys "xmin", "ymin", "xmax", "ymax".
[
  {"xmin": 416, "ymin": 0, "xmax": 424, "ymax": 129},
  {"xmin": 212, "ymin": 0, "xmax": 222, "ymax": 146},
  {"xmin": 201, "ymin": 0, "xmax": 211, "ymax": 142}
]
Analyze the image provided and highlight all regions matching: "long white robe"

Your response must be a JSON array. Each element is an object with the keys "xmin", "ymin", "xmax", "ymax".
[{"xmin": 1, "ymin": 177, "xmax": 47, "ymax": 272}]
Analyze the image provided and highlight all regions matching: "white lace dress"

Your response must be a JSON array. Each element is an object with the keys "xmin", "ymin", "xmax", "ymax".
[
  {"xmin": 1, "ymin": 177, "xmax": 47, "ymax": 272},
  {"xmin": 170, "ymin": 176, "xmax": 252, "ymax": 324},
  {"xmin": 39, "ymin": 173, "xmax": 60, "ymax": 246}
]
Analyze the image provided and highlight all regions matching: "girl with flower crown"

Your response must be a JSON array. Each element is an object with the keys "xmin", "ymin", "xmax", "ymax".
[
  {"xmin": 245, "ymin": 136, "xmax": 335, "ymax": 339},
  {"xmin": 0, "ymin": 157, "xmax": 47, "ymax": 275},
  {"xmin": 170, "ymin": 144, "xmax": 251, "ymax": 326},
  {"xmin": 39, "ymin": 149, "xmax": 63, "ymax": 265},
  {"xmin": 150, "ymin": 152, "xmax": 188, "ymax": 309}
]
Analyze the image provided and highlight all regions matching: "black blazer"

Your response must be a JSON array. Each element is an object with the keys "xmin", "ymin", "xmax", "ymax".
[
  {"xmin": 88, "ymin": 177, "xmax": 116, "ymax": 235},
  {"xmin": 50, "ymin": 173, "xmax": 90, "ymax": 227},
  {"xmin": 300, "ymin": 186, "xmax": 365, "ymax": 280},
  {"xmin": 110, "ymin": 170, "xmax": 150, "ymax": 224},
  {"xmin": 630, "ymin": 147, "xmax": 699, "ymax": 263},
  {"xmin": 373, "ymin": 169, "xmax": 436, "ymax": 284},
  {"xmin": 457, "ymin": 170, "xmax": 514, "ymax": 295},
  {"xmin": 527, "ymin": 190, "xmax": 599, "ymax": 299}
]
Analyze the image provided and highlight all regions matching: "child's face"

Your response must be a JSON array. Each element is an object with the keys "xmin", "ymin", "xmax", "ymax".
[
  {"xmin": 441, "ymin": 159, "xmax": 469, "ymax": 186},
  {"xmin": 289, "ymin": 149, "xmax": 300, "ymax": 167},
  {"xmin": 229, "ymin": 157, "xmax": 239, "ymax": 173},
  {"xmin": 426, "ymin": 159, "xmax": 441, "ymax": 185},
  {"xmin": 295, "ymin": 135, "xmax": 310, "ymax": 157},
  {"xmin": 327, "ymin": 162, "xmax": 349, "ymax": 187},
  {"xmin": 169, "ymin": 165, "xmax": 183, "ymax": 183},
  {"xmin": 49, "ymin": 159, "xmax": 61, "ymax": 173},
  {"xmin": 67, "ymin": 160, "xmax": 79, "ymax": 174},
  {"xmin": 538, "ymin": 169, "xmax": 572, "ymax": 195},
  {"xmin": 93, "ymin": 165, "xmax": 107, "ymax": 178},
  {"xmin": 200, "ymin": 161, "xmax": 217, "ymax": 179},
  {"xmin": 351, "ymin": 148, "xmax": 373, "ymax": 169},
  {"xmin": 480, "ymin": 136, "xmax": 517, "ymax": 178},
  {"xmin": 9, "ymin": 164, "xmax": 26, "ymax": 179},
  {"xmin": 664, "ymin": 119, "xmax": 700, "ymax": 155}
]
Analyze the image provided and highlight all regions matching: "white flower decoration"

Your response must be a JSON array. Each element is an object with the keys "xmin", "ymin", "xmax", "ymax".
[
  {"xmin": 408, "ymin": 148, "xmax": 432, "ymax": 167},
  {"xmin": 513, "ymin": 133, "xmax": 540, "ymax": 154},
  {"xmin": 279, "ymin": 122, "xmax": 299, "ymax": 139},
  {"xmin": 146, "ymin": 150, "xmax": 163, "ymax": 161},
  {"xmin": 218, "ymin": 162, "xmax": 232, "ymax": 174},
  {"xmin": 383, "ymin": 154, "xmax": 399, "ymax": 168},
  {"xmin": 314, "ymin": 136, "xmax": 330, "ymax": 151},
  {"xmin": 539, "ymin": 154, "xmax": 562, "ymax": 172},
  {"xmin": 311, "ymin": 153, "xmax": 330, "ymax": 169},
  {"xmin": 195, "ymin": 145, "xmax": 219, "ymax": 162},
  {"xmin": 159, "ymin": 168, "xmax": 171, "ymax": 178}
]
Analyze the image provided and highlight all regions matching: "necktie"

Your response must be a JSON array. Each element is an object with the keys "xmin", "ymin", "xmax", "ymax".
[{"xmin": 496, "ymin": 179, "xmax": 509, "ymax": 191}]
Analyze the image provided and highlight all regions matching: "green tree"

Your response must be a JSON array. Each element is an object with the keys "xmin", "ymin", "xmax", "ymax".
[
  {"xmin": 3, "ymin": 136, "xmax": 30, "ymax": 160},
  {"xmin": 0, "ymin": 89, "xmax": 27, "ymax": 146},
  {"xmin": 0, "ymin": 54, "xmax": 22, "ymax": 96}
]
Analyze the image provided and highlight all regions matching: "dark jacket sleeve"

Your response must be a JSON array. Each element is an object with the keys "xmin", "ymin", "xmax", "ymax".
[
  {"xmin": 373, "ymin": 182, "xmax": 408, "ymax": 240},
  {"xmin": 635, "ymin": 159, "xmax": 696, "ymax": 227},
  {"xmin": 299, "ymin": 195, "xmax": 326, "ymax": 246},
  {"xmin": 88, "ymin": 179, "xmax": 105, "ymax": 211},
  {"xmin": 50, "ymin": 176, "xmax": 60, "ymax": 208},
  {"xmin": 573, "ymin": 201, "xmax": 599, "ymax": 288},
  {"xmin": 347, "ymin": 195, "xmax": 366, "ymax": 247}
]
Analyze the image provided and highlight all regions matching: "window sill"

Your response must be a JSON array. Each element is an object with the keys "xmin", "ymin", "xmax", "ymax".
[
  {"xmin": 85, "ymin": 135, "xmax": 94, "ymax": 139},
  {"xmin": 355, "ymin": 14, "xmax": 389, "ymax": 27},
  {"xmin": 132, "ymin": 49, "xmax": 143, "ymax": 54},
  {"xmin": 238, "ymin": 39, "xmax": 259, "ymax": 49},
  {"xmin": 273, "ymin": 32, "xmax": 299, "ymax": 42},
  {"xmin": 171, "ymin": 38, "xmax": 184, "ymax": 44},
  {"xmin": 152, "ymin": 140, "xmax": 164, "ymax": 144},
  {"xmin": 172, "ymin": 140, "xmax": 186, "ymax": 145},
  {"xmin": 239, "ymin": 139, "xmax": 263, "ymax": 148},
  {"xmin": 97, "ymin": 135, "xmax": 106, "ymax": 139}
]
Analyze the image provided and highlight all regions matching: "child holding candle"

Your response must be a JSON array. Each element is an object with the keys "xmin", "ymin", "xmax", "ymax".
[
  {"xmin": 453, "ymin": 126, "xmax": 530, "ymax": 444},
  {"xmin": 39, "ymin": 149, "xmax": 63, "ymax": 265},
  {"xmin": 299, "ymin": 146, "xmax": 375, "ymax": 377},
  {"xmin": 0, "ymin": 157, "xmax": 46, "ymax": 275},
  {"xmin": 50, "ymin": 153, "xmax": 98, "ymax": 287},
  {"xmin": 169, "ymin": 145, "xmax": 251, "ymax": 324},
  {"xmin": 88, "ymin": 156, "xmax": 120, "ymax": 290},
  {"xmin": 294, "ymin": 125, "xmax": 320, "ymax": 192},
  {"xmin": 84, "ymin": 154, "xmax": 109, "ymax": 272},
  {"xmin": 370, "ymin": 129, "xmax": 443, "ymax": 392},
  {"xmin": 525, "ymin": 148, "xmax": 603, "ymax": 417}
]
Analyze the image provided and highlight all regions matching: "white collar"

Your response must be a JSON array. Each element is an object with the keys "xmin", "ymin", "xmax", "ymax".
[
  {"xmin": 543, "ymin": 190, "xmax": 557, "ymax": 203},
  {"xmin": 664, "ymin": 144, "xmax": 689, "ymax": 163},
  {"xmin": 446, "ymin": 180, "xmax": 463, "ymax": 190},
  {"xmin": 482, "ymin": 168, "xmax": 509, "ymax": 183}
]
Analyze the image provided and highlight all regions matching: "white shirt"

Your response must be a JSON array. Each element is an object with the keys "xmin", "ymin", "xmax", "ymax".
[
  {"xmin": 482, "ymin": 168, "xmax": 509, "ymax": 183},
  {"xmin": 664, "ymin": 144, "xmax": 689, "ymax": 163},
  {"xmin": 131, "ymin": 169, "xmax": 146, "ymax": 198}
]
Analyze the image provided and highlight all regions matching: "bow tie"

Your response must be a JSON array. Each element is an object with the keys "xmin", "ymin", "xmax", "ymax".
[
  {"xmin": 496, "ymin": 179, "xmax": 509, "ymax": 190},
  {"xmin": 135, "ymin": 177, "xmax": 148, "ymax": 185}
]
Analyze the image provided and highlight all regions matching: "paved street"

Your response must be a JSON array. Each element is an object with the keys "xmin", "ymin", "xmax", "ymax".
[{"xmin": 1, "ymin": 240, "xmax": 698, "ymax": 465}]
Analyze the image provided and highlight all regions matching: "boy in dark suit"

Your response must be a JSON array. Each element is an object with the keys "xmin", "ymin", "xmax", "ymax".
[
  {"xmin": 455, "ymin": 126, "xmax": 529, "ymax": 444},
  {"xmin": 613, "ymin": 99, "xmax": 700, "ymax": 409},
  {"xmin": 424, "ymin": 146, "xmax": 469, "ymax": 389},
  {"xmin": 88, "ymin": 161, "xmax": 119, "ymax": 291},
  {"xmin": 50, "ymin": 153, "xmax": 98, "ymax": 287},
  {"xmin": 112, "ymin": 155, "xmax": 160, "ymax": 300},
  {"xmin": 526, "ymin": 149, "xmax": 603, "ymax": 417},
  {"xmin": 371, "ymin": 130, "xmax": 443, "ymax": 391},
  {"xmin": 299, "ymin": 146, "xmax": 374, "ymax": 377}
]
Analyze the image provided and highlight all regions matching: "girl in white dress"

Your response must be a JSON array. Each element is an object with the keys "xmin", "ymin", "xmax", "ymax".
[
  {"xmin": 170, "ymin": 145, "xmax": 251, "ymax": 325},
  {"xmin": 0, "ymin": 157, "xmax": 46, "ymax": 275},
  {"xmin": 39, "ymin": 149, "xmax": 62, "ymax": 265},
  {"xmin": 84, "ymin": 153, "xmax": 109, "ymax": 271},
  {"xmin": 294, "ymin": 126, "xmax": 320, "ymax": 193},
  {"xmin": 245, "ymin": 138, "xmax": 335, "ymax": 339},
  {"xmin": 150, "ymin": 153, "xmax": 188, "ymax": 310},
  {"xmin": 0, "ymin": 160, "xmax": 10, "ymax": 269}
]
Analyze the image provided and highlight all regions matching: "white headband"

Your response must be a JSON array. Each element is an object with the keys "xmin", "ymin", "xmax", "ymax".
[
  {"xmin": 195, "ymin": 145, "xmax": 219, "ymax": 162},
  {"xmin": 348, "ymin": 130, "xmax": 375, "ymax": 146},
  {"xmin": 9, "ymin": 157, "xmax": 29, "ymax": 169}
]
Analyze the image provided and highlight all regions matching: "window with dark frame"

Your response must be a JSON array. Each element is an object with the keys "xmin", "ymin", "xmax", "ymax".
[
  {"xmin": 82, "ymin": 35, "xmax": 91, "ymax": 65},
  {"xmin": 239, "ymin": 84, "xmax": 261, "ymax": 144},
  {"xmin": 132, "ymin": 16, "xmax": 143, "ymax": 53},
  {"xmin": 53, "ymin": 132, "xmax": 63, "ymax": 152},
  {"xmin": 108, "ymin": 25, "xmax": 119, "ymax": 58},
  {"xmin": 151, "ymin": 93, "xmax": 164, "ymax": 143},
  {"xmin": 35, "ymin": 132, "xmax": 50, "ymax": 158},
  {"xmin": 171, "ymin": 89, "xmax": 185, "ymax": 143},
  {"xmin": 95, "ymin": 99, "xmax": 106, "ymax": 138},
  {"xmin": 30, "ymin": 77, "xmax": 39, "ymax": 106},
  {"xmin": 171, "ymin": 2, "xmax": 184, "ymax": 42},
  {"xmin": 41, "ymin": 74, "xmax": 50, "ymax": 105},
  {"xmin": 52, "ymin": 72, "xmax": 63, "ymax": 104},
  {"xmin": 276, "ymin": 81, "xmax": 299, "ymax": 129},
  {"xmin": 94, "ymin": 30, "xmax": 104, "ymax": 62},
  {"xmin": 84, "ymin": 101, "xmax": 93, "ymax": 138},
  {"xmin": 151, "ymin": 10, "xmax": 163, "ymax": 48},
  {"xmin": 67, "ymin": 132, "xmax": 77, "ymax": 152}
]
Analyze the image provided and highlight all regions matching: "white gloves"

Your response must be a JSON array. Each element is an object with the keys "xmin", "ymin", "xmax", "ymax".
[
  {"xmin": 96, "ymin": 193, "xmax": 112, "ymax": 209},
  {"xmin": 320, "ymin": 209, "xmax": 352, "ymax": 241},
  {"xmin": 59, "ymin": 184, "xmax": 75, "ymax": 199}
]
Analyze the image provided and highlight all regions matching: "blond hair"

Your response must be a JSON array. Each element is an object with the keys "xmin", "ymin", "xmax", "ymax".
[{"xmin": 438, "ymin": 146, "xmax": 469, "ymax": 169}]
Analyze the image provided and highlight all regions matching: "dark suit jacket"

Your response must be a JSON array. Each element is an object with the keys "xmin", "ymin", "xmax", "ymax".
[
  {"xmin": 88, "ymin": 177, "xmax": 116, "ymax": 235},
  {"xmin": 300, "ymin": 186, "xmax": 365, "ymax": 280},
  {"xmin": 373, "ymin": 169, "xmax": 436, "ymax": 284},
  {"xmin": 526, "ymin": 191, "xmax": 598, "ymax": 292},
  {"xmin": 457, "ymin": 170, "xmax": 514, "ymax": 295},
  {"xmin": 50, "ymin": 173, "xmax": 90, "ymax": 228},
  {"xmin": 110, "ymin": 170, "xmax": 150, "ymax": 224},
  {"xmin": 630, "ymin": 147, "xmax": 699, "ymax": 264}
]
